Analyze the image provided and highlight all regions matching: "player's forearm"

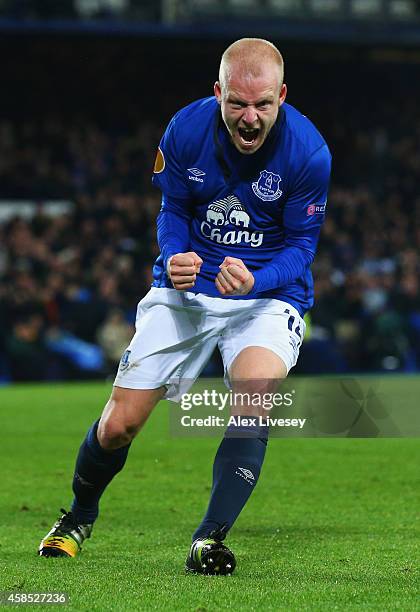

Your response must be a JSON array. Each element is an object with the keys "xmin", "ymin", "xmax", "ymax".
[
  {"xmin": 156, "ymin": 209, "xmax": 191, "ymax": 271},
  {"xmin": 251, "ymin": 246, "xmax": 314, "ymax": 293}
]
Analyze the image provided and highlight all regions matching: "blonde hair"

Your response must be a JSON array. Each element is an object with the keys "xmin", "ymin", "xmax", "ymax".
[{"xmin": 219, "ymin": 38, "xmax": 284, "ymax": 93}]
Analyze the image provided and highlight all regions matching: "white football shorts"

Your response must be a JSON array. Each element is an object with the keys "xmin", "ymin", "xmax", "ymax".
[{"xmin": 114, "ymin": 287, "xmax": 305, "ymax": 402}]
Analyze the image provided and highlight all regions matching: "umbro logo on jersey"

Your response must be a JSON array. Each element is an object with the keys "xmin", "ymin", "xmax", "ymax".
[
  {"xmin": 188, "ymin": 167, "xmax": 206, "ymax": 176},
  {"xmin": 187, "ymin": 167, "xmax": 206, "ymax": 183}
]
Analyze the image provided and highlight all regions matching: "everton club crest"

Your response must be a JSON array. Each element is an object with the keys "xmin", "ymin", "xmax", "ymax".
[
  {"xmin": 119, "ymin": 349, "xmax": 131, "ymax": 372},
  {"xmin": 252, "ymin": 170, "xmax": 283, "ymax": 202}
]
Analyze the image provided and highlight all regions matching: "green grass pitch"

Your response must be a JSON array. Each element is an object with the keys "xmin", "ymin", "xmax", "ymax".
[{"xmin": 0, "ymin": 381, "xmax": 419, "ymax": 610}]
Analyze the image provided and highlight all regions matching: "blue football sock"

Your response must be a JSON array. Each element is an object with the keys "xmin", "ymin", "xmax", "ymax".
[
  {"xmin": 192, "ymin": 423, "xmax": 268, "ymax": 541},
  {"xmin": 71, "ymin": 419, "xmax": 130, "ymax": 524}
]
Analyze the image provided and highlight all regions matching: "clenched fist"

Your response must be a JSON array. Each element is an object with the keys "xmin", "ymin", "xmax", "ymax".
[
  {"xmin": 167, "ymin": 252, "xmax": 203, "ymax": 291},
  {"xmin": 215, "ymin": 256, "xmax": 255, "ymax": 296}
]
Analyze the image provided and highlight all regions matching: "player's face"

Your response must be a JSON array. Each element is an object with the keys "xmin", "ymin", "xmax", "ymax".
[{"xmin": 214, "ymin": 70, "xmax": 287, "ymax": 155}]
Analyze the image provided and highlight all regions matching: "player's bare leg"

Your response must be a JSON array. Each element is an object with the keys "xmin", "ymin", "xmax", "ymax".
[
  {"xmin": 187, "ymin": 346, "xmax": 287, "ymax": 575},
  {"xmin": 38, "ymin": 386, "xmax": 165, "ymax": 557},
  {"xmin": 230, "ymin": 345, "xmax": 287, "ymax": 381},
  {"xmin": 98, "ymin": 386, "xmax": 166, "ymax": 449}
]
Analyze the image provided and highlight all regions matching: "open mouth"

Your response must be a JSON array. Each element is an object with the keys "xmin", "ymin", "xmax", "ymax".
[{"xmin": 238, "ymin": 127, "xmax": 260, "ymax": 146}]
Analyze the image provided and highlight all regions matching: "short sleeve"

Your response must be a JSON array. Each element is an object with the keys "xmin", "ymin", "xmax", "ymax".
[{"xmin": 152, "ymin": 114, "xmax": 191, "ymax": 200}]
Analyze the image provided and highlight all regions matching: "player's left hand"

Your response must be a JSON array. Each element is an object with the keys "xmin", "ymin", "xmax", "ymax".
[{"xmin": 215, "ymin": 257, "xmax": 255, "ymax": 296}]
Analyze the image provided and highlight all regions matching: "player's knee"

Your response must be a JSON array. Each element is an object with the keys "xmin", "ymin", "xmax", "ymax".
[{"xmin": 97, "ymin": 415, "xmax": 138, "ymax": 450}]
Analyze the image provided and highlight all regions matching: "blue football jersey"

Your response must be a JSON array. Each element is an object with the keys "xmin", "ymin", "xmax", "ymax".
[{"xmin": 152, "ymin": 96, "xmax": 331, "ymax": 315}]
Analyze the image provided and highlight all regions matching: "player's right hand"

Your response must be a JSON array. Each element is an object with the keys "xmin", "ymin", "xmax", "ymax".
[{"xmin": 167, "ymin": 252, "xmax": 203, "ymax": 291}]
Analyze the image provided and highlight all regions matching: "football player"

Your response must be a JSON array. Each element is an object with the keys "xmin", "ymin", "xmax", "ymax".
[{"xmin": 39, "ymin": 38, "xmax": 331, "ymax": 575}]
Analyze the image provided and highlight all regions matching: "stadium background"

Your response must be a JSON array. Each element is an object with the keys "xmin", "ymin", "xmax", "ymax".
[
  {"xmin": 1, "ymin": 3, "xmax": 419, "ymax": 610},
  {"xmin": 0, "ymin": 1, "xmax": 419, "ymax": 382}
]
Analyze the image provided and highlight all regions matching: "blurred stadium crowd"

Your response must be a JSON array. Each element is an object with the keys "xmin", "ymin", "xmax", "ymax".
[{"xmin": 0, "ymin": 44, "xmax": 419, "ymax": 381}]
